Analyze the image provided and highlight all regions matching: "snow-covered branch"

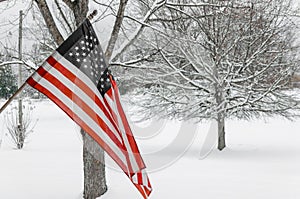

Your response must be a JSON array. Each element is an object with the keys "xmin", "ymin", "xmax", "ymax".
[
  {"xmin": 0, "ymin": 60, "xmax": 37, "ymax": 71},
  {"xmin": 111, "ymin": 0, "xmax": 166, "ymax": 62}
]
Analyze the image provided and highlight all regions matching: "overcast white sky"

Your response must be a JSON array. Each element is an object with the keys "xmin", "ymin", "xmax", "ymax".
[{"xmin": 1, "ymin": 0, "xmax": 300, "ymax": 57}]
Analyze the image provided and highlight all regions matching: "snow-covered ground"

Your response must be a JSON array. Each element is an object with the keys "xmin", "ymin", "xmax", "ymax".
[{"xmin": 0, "ymin": 99, "xmax": 299, "ymax": 199}]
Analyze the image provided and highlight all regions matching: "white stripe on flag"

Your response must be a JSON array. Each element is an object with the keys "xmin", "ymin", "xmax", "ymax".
[
  {"xmin": 52, "ymin": 52, "xmax": 114, "ymax": 120},
  {"xmin": 43, "ymin": 61, "xmax": 123, "ymax": 144},
  {"xmin": 105, "ymin": 88, "xmax": 140, "ymax": 173},
  {"xmin": 141, "ymin": 170, "xmax": 149, "ymax": 188},
  {"xmin": 30, "ymin": 73, "xmax": 128, "ymax": 165}
]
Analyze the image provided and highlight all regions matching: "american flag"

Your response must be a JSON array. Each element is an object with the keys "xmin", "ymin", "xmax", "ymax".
[{"xmin": 26, "ymin": 19, "xmax": 152, "ymax": 198}]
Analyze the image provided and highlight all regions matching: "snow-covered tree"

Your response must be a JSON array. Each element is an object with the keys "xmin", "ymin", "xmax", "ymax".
[
  {"xmin": 121, "ymin": 0, "xmax": 300, "ymax": 150},
  {"xmin": 2, "ymin": 1, "xmax": 299, "ymax": 197},
  {"xmin": 0, "ymin": 53, "xmax": 17, "ymax": 99}
]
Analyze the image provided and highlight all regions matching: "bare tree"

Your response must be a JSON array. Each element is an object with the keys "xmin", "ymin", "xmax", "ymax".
[
  {"xmin": 4, "ymin": 99, "xmax": 36, "ymax": 149},
  {"xmin": 118, "ymin": 0, "xmax": 300, "ymax": 150}
]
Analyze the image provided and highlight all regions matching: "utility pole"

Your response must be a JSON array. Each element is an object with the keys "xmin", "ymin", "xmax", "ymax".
[{"xmin": 18, "ymin": 10, "xmax": 23, "ymax": 149}]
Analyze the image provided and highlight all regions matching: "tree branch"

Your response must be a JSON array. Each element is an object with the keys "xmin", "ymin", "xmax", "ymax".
[
  {"xmin": 54, "ymin": 0, "xmax": 73, "ymax": 33},
  {"xmin": 105, "ymin": 0, "xmax": 129, "ymax": 62},
  {"xmin": 111, "ymin": 0, "xmax": 166, "ymax": 62},
  {"xmin": 34, "ymin": 0, "xmax": 64, "ymax": 45}
]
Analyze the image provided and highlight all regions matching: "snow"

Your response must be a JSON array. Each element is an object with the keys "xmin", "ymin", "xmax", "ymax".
[{"xmin": 0, "ymin": 99, "xmax": 300, "ymax": 199}]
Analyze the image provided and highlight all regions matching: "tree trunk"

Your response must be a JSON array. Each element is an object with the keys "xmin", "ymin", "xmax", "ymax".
[
  {"xmin": 217, "ymin": 114, "xmax": 226, "ymax": 151},
  {"xmin": 81, "ymin": 129, "xmax": 107, "ymax": 199},
  {"xmin": 72, "ymin": 1, "xmax": 108, "ymax": 197},
  {"xmin": 213, "ymin": 64, "xmax": 226, "ymax": 151}
]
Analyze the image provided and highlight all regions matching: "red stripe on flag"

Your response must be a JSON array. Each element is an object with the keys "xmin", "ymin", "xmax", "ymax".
[
  {"xmin": 134, "ymin": 184, "xmax": 148, "ymax": 199},
  {"xmin": 26, "ymin": 77, "xmax": 128, "ymax": 172},
  {"xmin": 144, "ymin": 186, "xmax": 151, "ymax": 196},
  {"xmin": 35, "ymin": 66, "xmax": 126, "ymax": 154},
  {"xmin": 103, "ymin": 90, "xmax": 137, "ymax": 175},
  {"xmin": 110, "ymin": 78, "xmax": 146, "ymax": 170},
  {"xmin": 47, "ymin": 56, "xmax": 122, "ymax": 138},
  {"xmin": 137, "ymin": 172, "xmax": 143, "ymax": 185},
  {"xmin": 103, "ymin": 89, "xmax": 117, "ymax": 124},
  {"xmin": 103, "ymin": 95, "xmax": 136, "ymax": 175}
]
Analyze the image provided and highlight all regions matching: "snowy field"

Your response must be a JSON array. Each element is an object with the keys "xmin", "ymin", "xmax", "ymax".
[{"xmin": 0, "ymin": 99, "xmax": 299, "ymax": 199}]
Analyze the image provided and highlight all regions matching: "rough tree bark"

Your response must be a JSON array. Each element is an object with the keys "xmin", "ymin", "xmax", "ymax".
[
  {"xmin": 213, "ymin": 51, "xmax": 226, "ymax": 150},
  {"xmin": 215, "ymin": 87, "xmax": 226, "ymax": 151},
  {"xmin": 217, "ymin": 114, "xmax": 226, "ymax": 151},
  {"xmin": 34, "ymin": 0, "xmax": 107, "ymax": 198},
  {"xmin": 81, "ymin": 129, "xmax": 107, "ymax": 198}
]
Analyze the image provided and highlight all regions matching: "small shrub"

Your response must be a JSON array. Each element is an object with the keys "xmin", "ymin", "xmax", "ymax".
[{"xmin": 5, "ymin": 99, "xmax": 37, "ymax": 149}]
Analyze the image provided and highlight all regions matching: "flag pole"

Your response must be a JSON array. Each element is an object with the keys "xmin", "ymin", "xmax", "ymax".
[{"xmin": 0, "ymin": 82, "xmax": 27, "ymax": 114}]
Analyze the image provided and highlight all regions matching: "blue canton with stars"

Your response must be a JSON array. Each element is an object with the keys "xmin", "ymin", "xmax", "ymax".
[{"xmin": 57, "ymin": 19, "xmax": 111, "ymax": 95}]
